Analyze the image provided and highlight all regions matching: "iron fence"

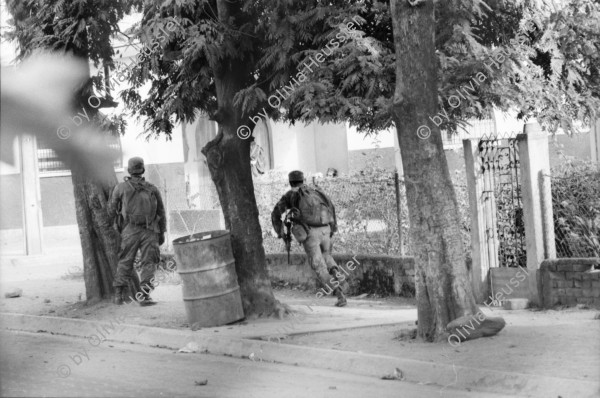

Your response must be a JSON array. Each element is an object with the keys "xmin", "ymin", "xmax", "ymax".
[
  {"xmin": 550, "ymin": 165, "xmax": 600, "ymax": 258},
  {"xmin": 476, "ymin": 133, "xmax": 526, "ymax": 268}
]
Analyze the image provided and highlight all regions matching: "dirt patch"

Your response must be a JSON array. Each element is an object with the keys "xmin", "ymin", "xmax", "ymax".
[
  {"xmin": 1, "ymin": 273, "xmax": 415, "ymax": 330},
  {"xmin": 282, "ymin": 308, "xmax": 600, "ymax": 381},
  {"xmin": 0, "ymin": 279, "xmax": 85, "ymax": 317},
  {"xmin": 0, "ymin": 270, "xmax": 189, "ymax": 329},
  {"xmin": 3, "ymin": 269, "xmax": 597, "ymax": 383}
]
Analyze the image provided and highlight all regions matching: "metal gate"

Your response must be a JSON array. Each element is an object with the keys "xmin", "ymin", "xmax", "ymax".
[{"xmin": 478, "ymin": 134, "xmax": 526, "ymax": 268}]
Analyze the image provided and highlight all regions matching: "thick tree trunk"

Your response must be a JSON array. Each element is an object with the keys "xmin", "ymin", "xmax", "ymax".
[
  {"xmin": 199, "ymin": 0, "xmax": 281, "ymax": 317},
  {"xmin": 72, "ymin": 166, "xmax": 117, "ymax": 302},
  {"xmin": 202, "ymin": 129, "xmax": 280, "ymax": 317},
  {"xmin": 71, "ymin": 102, "xmax": 141, "ymax": 303},
  {"xmin": 389, "ymin": 0, "xmax": 499, "ymax": 341},
  {"xmin": 201, "ymin": 71, "xmax": 280, "ymax": 317}
]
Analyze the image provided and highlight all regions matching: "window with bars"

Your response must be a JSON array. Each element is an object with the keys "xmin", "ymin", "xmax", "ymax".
[{"xmin": 37, "ymin": 134, "xmax": 123, "ymax": 174}]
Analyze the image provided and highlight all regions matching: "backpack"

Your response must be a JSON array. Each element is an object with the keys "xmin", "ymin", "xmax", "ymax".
[
  {"xmin": 294, "ymin": 186, "xmax": 334, "ymax": 226},
  {"xmin": 122, "ymin": 179, "xmax": 158, "ymax": 228}
]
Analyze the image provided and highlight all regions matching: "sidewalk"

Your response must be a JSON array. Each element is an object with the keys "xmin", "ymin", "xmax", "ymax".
[{"xmin": 1, "ymin": 254, "xmax": 599, "ymax": 398}]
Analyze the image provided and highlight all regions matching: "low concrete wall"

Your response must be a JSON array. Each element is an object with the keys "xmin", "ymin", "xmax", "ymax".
[
  {"xmin": 265, "ymin": 253, "xmax": 415, "ymax": 296},
  {"xmin": 538, "ymin": 258, "xmax": 600, "ymax": 308}
]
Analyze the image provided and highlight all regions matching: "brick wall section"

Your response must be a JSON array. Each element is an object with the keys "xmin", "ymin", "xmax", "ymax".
[
  {"xmin": 538, "ymin": 258, "xmax": 600, "ymax": 308},
  {"xmin": 265, "ymin": 253, "xmax": 415, "ymax": 295}
]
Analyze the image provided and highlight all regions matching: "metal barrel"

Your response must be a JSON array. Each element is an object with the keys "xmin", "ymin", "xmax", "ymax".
[{"xmin": 172, "ymin": 230, "xmax": 244, "ymax": 328}]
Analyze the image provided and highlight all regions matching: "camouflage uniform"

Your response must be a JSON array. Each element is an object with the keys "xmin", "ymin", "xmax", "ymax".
[
  {"xmin": 108, "ymin": 158, "xmax": 166, "ymax": 305},
  {"xmin": 271, "ymin": 171, "xmax": 347, "ymax": 306}
]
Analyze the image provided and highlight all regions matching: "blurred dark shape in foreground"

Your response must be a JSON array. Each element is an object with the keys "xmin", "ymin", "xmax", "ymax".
[{"xmin": 1, "ymin": 53, "xmax": 118, "ymax": 181}]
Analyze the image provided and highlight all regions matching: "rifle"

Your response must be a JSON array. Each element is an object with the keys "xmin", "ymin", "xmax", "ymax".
[
  {"xmin": 115, "ymin": 200, "xmax": 125, "ymax": 233},
  {"xmin": 283, "ymin": 212, "xmax": 293, "ymax": 264}
]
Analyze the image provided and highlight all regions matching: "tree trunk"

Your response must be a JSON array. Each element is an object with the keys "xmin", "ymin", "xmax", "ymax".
[
  {"xmin": 201, "ymin": 72, "xmax": 280, "ymax": 318},
  {"xmin": 71, "ymin": 103, "xmax": 141, "ymax": 303},
  {"xmin": 72, "ymin": 166, "xmax": 116, "ymax": 301},
  {"xmin": 389, "ymin": 0, "xmax": 483, "ymax": 341},
  {"xmin": 199, "ymin": 0, "xmax": 281, "ymax": 318}
]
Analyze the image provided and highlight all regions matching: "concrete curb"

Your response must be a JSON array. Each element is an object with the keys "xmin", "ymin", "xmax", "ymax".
[{"xmin": 2, "ymin": 312, "xmax": 598, "ymax": 398}]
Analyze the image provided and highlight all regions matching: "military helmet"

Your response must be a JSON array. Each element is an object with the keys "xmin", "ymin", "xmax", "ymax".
[
  {"xmin": 128, "ymin": 157, "xmax": 145, "ymax": 175},
  {"xmin": 288, "ymin": 170, "xmax": 304, "ymax": 182}
]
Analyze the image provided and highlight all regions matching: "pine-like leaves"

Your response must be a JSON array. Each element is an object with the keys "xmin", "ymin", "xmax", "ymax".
[{"xmin": 111, "ymin": 0, "xmax": 599, "ymax": 137}]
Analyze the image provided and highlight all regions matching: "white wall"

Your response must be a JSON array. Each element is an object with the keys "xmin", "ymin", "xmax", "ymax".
[
  {"xmin": 493, "ymin": 109, "xmax": 526, "ymax": 135},
  {"xmin": 117, "ymin": 119, "xmax": 184, "ymax": 166},
  {"xmin": 294, "ymin": 122, "xmax": 318, "ymax": 173},
  {"xmin": 346, "ymin": 125, "xmax": 396, "ymax": 150},
  {"xmin": 270, "ymin": 120, "xmax": 350, "ymax": 175},
  {"xmin": 271, "ymin": 120, "xmax": 300, "ymax": 171},
  {"xmin": 315, "ymin": 122, "xmax": 349, "ymax": 174}
]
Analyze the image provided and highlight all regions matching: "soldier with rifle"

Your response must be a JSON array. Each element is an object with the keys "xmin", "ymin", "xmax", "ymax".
[
  {"xmin": 108, "ymin": 157, "xmax": 166, "ymax": 306},
  {"xmin": 282, "ymin": 212, "xmax": 293, "ymax": 264},
  {"xmin": 271, "ymin": 170, "xmax": 347, "ymax": 307}
]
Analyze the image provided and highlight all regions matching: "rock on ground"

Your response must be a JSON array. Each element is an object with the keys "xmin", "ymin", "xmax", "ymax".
[
  {"xmin": 4, "ymin": 288, "xmax": 22, "ymax": 298},
  {"xmin": 446, "ymin": 314, "xmax": 506, "ymax": 342}
]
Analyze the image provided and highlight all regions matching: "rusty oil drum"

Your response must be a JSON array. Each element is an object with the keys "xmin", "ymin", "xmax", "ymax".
[{"xmin": 172, "ymin": 230, "xmax": 244, "ymax": 328}]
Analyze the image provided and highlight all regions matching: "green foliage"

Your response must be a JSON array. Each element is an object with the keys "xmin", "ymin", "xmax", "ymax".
[
  {"xmin": 432, "ymin": 0, "xmax": 599, "ymax": 135},
  {"xmin": 4, "ymin": 0, "xmax": 131, "ymax": 135},
  {"xmin": 118, "ymin": 0, "xmax": 600, "ymax": 141},
  {"xmin": 121, "ymin": 0, "xmax": 369, "ymax": 136},
  {"xmin": 281, "ymin": 1, "xmax": 396, "ymax": 133},
  {"xmin": 296, "ymin": 0, "xmax": 600, "ymax": 135},
  {"xmin": 528, "ymin": 0, "xmax": 600, "ymax": 133},
  {"xmin": 551, "ymin": 160, "xmax": 600, "ymax": 258},
  {"xmin": 495, "ymin": 188, "xmax": 526, "ymax": 268},
  {"xmin": 5, "ymin": 0, "xmax": 126, "ymax": 65},
  {"xmin": 9, "ymin": 0, "xmax": 597, "ymax": 141}
]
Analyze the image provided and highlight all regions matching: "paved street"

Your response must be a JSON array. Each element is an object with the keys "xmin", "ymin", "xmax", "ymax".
[{"xmin": 0, "ymin": 330, "xmax": 511, "ymax": 398}]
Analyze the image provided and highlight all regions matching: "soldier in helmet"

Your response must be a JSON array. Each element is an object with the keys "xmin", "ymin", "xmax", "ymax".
[
  {"xmin": 271, "ymin": 170, "xmax": 347, "ymax": 307},
  {"xmin": 108, "ymin": 157, "xmax": 166, "ymax": 306}
]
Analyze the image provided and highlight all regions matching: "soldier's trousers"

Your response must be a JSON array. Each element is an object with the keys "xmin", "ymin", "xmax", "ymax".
[
  {"xmin": 302, "ymin": 225, "xmax": 345, "ymax": 294},
  {"xmin": 113, "ymin": 224, "xmax": 160, "ymax": 294}
]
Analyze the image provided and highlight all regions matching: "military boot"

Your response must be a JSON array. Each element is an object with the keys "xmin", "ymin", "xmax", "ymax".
[
  {"xmin": 139, "ymin": 293, "xmax": 157, "ymax": 306},
  {"xmin": 113, "ymin": 287, "xmax": 123, "ymax": 305},
  {"xmin": 333, "ymin": 287, "xmax": 347, "ymax": 307},
  {"xmin": 328, "ymin": 266, "xmax": 340, "ymax": 276}
]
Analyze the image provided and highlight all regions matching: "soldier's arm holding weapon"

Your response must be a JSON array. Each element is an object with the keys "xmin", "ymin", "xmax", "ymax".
[
  {"xmin": 272, "ymin": 193, "xmax": 298, "ymax": 264},
  {"xmin": 283, "ymin": 212, "xmax": 293, "ymax": 264},
  {"xmin": 271, "ymin": 194, "xmax": 288, "ymax": 239}
]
